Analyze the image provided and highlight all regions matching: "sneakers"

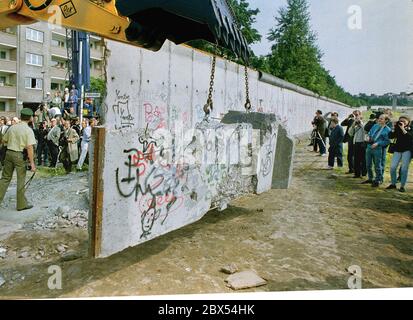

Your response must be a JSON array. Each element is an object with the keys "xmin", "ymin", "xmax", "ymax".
[
  {"xmin": 399, "ymin": 187, "xmax": 406, "ymax": 193},
  {"xmin": 371, "ymin": 182, "xmax": 380, "ymax": 188},
  {"xmin": 326, "ymin": 166, "xmax": 334, "ymax": 170},
  {"xmin": 386, "ymin": 184, "xmax": 397, "ymax": 190},
  {"xmin": 320, "ymin": 154, "xmax": 326, "ymax": 157}
]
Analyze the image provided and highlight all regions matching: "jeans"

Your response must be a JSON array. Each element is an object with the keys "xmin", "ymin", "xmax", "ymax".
[
  {"xmin": 317, "ymin": 135, "xmax": 326, "ymax": 155},
  {"xmin": 77, "ymin": 141, "xmax": 89, "ymax": 169},
  {"xmin": 381, "ymin": 147, "xmax": 388, "ymax": 179},
  {"xmin": 390, "ymin": 151, "xmax": 412, "ymax": 187},
  {"xmin": 366, "ymin": 146, "xmax": 384, "ymax": 183},
  {"xmin": 37, "ymin": 141, "xmax": 49, "ymax": 165},
  {"xmin": 354, "ymin": 142, "xmax": 367, "ymax": 177},
  {"xmin": 347, "ymin": 141, "xmax": 355, "ymax": 172},
  {"xmin": 328, "ymin": 145, "xmax": 343, "ymax": 167}
]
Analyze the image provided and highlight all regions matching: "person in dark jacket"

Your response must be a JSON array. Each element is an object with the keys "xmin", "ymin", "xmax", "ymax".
[
  {"xmin": 386, "ymin": 116, "xmax": 413, "ymax": 192},
  {"xmin": 341, "ymin": 110, "xmax": 361, "ymax": 174},
  {"xmin": 364, "ymin": 113, "xmax": 377, "ymax": 134},
  {"xmin": 34, "ymin": 121, "xmax": 49, "ymax": 166},
  {"xmin": 314, "ymin": 110, "xmax": 327, "ymax": 156},
  {"xmin": 327, "ymin": 118, "xmax": 344, "ymax": 169}
]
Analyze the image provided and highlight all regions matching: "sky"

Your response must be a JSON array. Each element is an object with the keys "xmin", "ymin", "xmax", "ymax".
[{"xmin": 249, "ymin": 0, "xmax": 413, "ymax": 95}]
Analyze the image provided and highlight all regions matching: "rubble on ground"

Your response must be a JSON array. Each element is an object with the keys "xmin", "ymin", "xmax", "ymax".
[{"xmin": 225, "ymin": 270, "xmax": 267, "ymax": 290}]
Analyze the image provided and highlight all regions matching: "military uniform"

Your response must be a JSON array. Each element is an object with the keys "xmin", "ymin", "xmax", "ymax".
[{"xmin": 0, "ymin": 109, "xmax": 36, "ymax": 211}]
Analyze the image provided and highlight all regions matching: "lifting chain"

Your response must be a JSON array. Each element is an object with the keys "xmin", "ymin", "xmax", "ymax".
[
  {"xmin": 203, "ymin": 55, "xmax": 217, "ymax": 117},
  {"xmin": 244, "ymin": 65, "xmax": 252, "ymax": 112}
]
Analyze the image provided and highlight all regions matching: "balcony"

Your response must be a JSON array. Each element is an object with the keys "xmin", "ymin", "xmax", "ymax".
[
  {"xmin": 0, "ymin": 31, "xmax": 17, "ymax": 49},
  {"xmin": 51, "ymin": 45, "xmax": 68, "ymax": 59},
  {"xmin": 50, "ymin": 67, "xmax": 68, "ymax": 81},
  {"xmin": 0, "ymin": 59, "xmax": 17, "ymax": 73},
  {"xmin": 0, "ymin": 85, "xmax": 17, "ymax": 99}
]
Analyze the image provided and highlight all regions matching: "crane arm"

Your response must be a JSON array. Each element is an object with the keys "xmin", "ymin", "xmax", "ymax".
[{"xmin": 0, "ymin": 0, "xmax": 250, "ymax": 61}]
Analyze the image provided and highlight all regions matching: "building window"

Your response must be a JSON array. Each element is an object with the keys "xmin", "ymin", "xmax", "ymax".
[
  {"xmin": 0, "ymin": 101, "xmax": 5, "ymax": 112},
  {"xmin": 0, "ymin": 76, "xmax": 6, "ymax": 86},
  {"xmin": 0, "ymin": 51, "xmax": 6, "ymax": 60},
  {"xmin": 51, "ymin": 39, "xmax": 65, "ymax": 48},
  {"xmin": 25, "ymin": 78, "xmax": 43, "ymax": 90},
  {"xmin": 26, "ymin": 53, "xmax": 43, "ymax": 67},
  {"xmin": 26, "ymin": 28, "xmax": 44, "ymax": 43}
]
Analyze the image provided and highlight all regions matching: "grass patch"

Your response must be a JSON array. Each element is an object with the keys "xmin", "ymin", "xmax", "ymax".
[{"xmin": 34, "ymin": 165, "xmax": 89, "ymax": 179}]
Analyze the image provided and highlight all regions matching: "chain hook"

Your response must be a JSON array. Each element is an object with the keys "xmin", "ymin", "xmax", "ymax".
[
  {"xmin": 204, "ymin": 54, "xmax": 217, "ymax": 118},
  {"xmin": 244, "ymin": 65, "xmax": 252, "ymax": 112}
]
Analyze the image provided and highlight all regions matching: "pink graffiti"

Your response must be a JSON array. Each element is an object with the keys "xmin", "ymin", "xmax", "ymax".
[
  {"xmin": 144, "ymin": 102, "xmax": 167, "ymax": 129},
  {"xmin": 130, "ymin": 144, "xmax": 156, "ymax": 176},
  {"xmin": 139, "ymin": 194, "xmax": 184, "ymax": 217}
]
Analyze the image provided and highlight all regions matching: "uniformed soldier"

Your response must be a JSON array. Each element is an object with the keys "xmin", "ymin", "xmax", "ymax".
[{"xmin": 0, "ymin": 108, "xmax": 37, "ymax": 211}]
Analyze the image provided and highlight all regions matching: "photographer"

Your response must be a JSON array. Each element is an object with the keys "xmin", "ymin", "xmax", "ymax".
[
  {"xmin": 35, "ymin": 121, "xmax": 49, "ymax": 166},
  {"xmin": 386, "ymin": 116, "xmax": 413, "ymax": 193},
  {"xmin": 34, "ymin": 103, "xmax": 50, "ymax": 127},
  {"xmin": 349, "ymin": 116, "xmax": 367, "ymax": 178},
  {"xmin": 313, "ymin": 110, "xmax": 327, "ymax": 156},
  {"xmin": 341, "ymin": 110, "xmax": 360, "ymax": 174},
  {"xmin": 363, "ymin": 114, "xmax": 391, "ymax": 187}
]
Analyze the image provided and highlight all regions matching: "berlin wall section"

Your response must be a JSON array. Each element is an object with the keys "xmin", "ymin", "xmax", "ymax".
[{"xmin": 89, "ymin": 41, "xmax": 353, "ymax": 258}]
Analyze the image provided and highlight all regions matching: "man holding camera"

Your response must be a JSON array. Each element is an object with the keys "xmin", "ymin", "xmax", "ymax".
[
  {"xmin": 349, "ymin": 115, "xmax": 367, "ymax": 178},
  {"xmin": 341, "ymin": 110, "xmax": 361, "ymax": 174},
  {"xmin": 0, "ymin": 108, "xmax": 36, "ymax": 211}
]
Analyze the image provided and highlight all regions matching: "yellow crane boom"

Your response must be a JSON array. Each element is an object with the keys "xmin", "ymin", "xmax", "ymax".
[{"xmin": 0, "ymin": 0, "xmax": 250, "ymax": 61}]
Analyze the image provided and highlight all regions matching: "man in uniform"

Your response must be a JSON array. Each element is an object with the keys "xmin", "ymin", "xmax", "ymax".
[{"xmin": 0, "ymin": 108, "xmax": 37, "ymax": 211}]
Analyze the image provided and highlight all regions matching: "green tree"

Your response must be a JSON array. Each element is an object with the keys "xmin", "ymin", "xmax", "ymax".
[
  {"xmin": 266, "ymin": 0, "xmax": 358, "ymax": 106},
  {"xmin": 89, "ymin": 77, "xmax": 106, "ymax": 97}
]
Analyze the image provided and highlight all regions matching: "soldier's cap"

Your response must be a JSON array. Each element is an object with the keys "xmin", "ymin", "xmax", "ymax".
[{"xmin": 21, "ymin": 108, "xmax": 33, "ymax": 117}]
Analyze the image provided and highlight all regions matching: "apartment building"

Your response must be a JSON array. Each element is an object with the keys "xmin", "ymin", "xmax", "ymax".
[{"xmin": 0, "ymin": 21, "xmax": 104, "ymax": 117}]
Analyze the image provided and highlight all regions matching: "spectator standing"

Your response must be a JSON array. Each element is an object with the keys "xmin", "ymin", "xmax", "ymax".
[
  {"xmin": 327, "ymin": 118, "xmax": 344, "ymax": 169},
  {"xmin": 34, "ymin": 103, "xmax": 50, "ymax": 127},
  {"xmin": 69, "ymin": 89, "xmax": 79, "ymax": 116},
  {"xmin": 77, "ymin": 118, "xmax": 93, "ymax": 170},
  {"xmin": 59, "ymin": 120, "xmax": 79, "ymax": 173},
  {"xmin": 341, "ymin": 111, "xmax": 358, "ymax": 174},
  {"xmin": 349, "ymin": 115, "xmax": 367, "ymax": 178},
  {"xmin": 364, "ymin": 114, "xmax": 377, "ymax": 133},
  {"xmin": 47, "ymin": 118, "xmax": 61, "ymax": 168},
  {"xmin": 313, "ymin": 110, "xmax": 327, "ymax": 156},
  {"xmin": 363, "ymin": 114, "xmax": 391, "ymax": 187},
  {"xmin": 0, "ymin": 116, "xmax": 10, "ymax": 170},
  {"xmin": 63, "ymin": 87, "xmax": 70, "ymax": 112},
  {"xmin": 35, "ymin": 121, "xmax": 49, "ymax": 166},
  {"xmin": 386, "ymin": 116, "xmax": 413, "ymax": 193}
]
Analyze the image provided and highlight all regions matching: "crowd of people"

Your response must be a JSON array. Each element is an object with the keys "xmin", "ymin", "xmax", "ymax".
[
  {"xmin": 0, "ymin": 87, "xmax": 99, "ymax": 175},
  {"xmin": 310, "ymin": 108, "xmax": 413, "ymax": 192}
]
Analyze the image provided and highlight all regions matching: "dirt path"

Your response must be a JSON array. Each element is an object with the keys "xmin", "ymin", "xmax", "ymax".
[{"xmin": 0, "ymin": 140, "xmax": 412, "ymax": 298}]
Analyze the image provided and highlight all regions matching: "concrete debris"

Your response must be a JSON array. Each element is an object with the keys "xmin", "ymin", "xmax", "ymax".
[
  {"xmin": 220, "ymin": 263, "xmax": 239, "ymax": 275},
  {"xmin": 26, "ymin": 209, "xmax": 88, "ymax": 231},
  {"xmin": 61, "ymin": 250, "xmax": 83, "ymax": 262},
  {"xmin": 18, "ymin": 251, "xmax": 29, "ymax": 258},
  {"xmin": 225, "ymin": 270, "xmax": 267, "ymax": 290},
  {"xmin": 56, "ymin": 244, "xmax": 67, "ymax": 253},
  {"xmin": 0, "ymin": 247, "xmax": 6, "ymax": 259}
]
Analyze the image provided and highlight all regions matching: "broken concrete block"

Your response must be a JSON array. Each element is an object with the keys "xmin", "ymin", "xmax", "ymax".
[
  {"xmin": 225, "ymin": 270, "xmax": 267, "ymax": 290},
  {"xmin": 0, "ymin": 247, "xmax": 6, "ymax": 259},
  {"xmin": 272, "ymin": 125, "xmax": 295, "ymax": 189},
  {"xmin": 18, "ymin": 251, "xmax": 29, "ymax": 258},
  {"xmin": 220, "ymin": 263, "xmax": 239, "ymax": 275}
]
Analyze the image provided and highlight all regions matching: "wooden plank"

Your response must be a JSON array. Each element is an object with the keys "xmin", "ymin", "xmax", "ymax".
[{"xmin": 90, "ymin": 127, "xmax": 106, "ymax": 258}]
